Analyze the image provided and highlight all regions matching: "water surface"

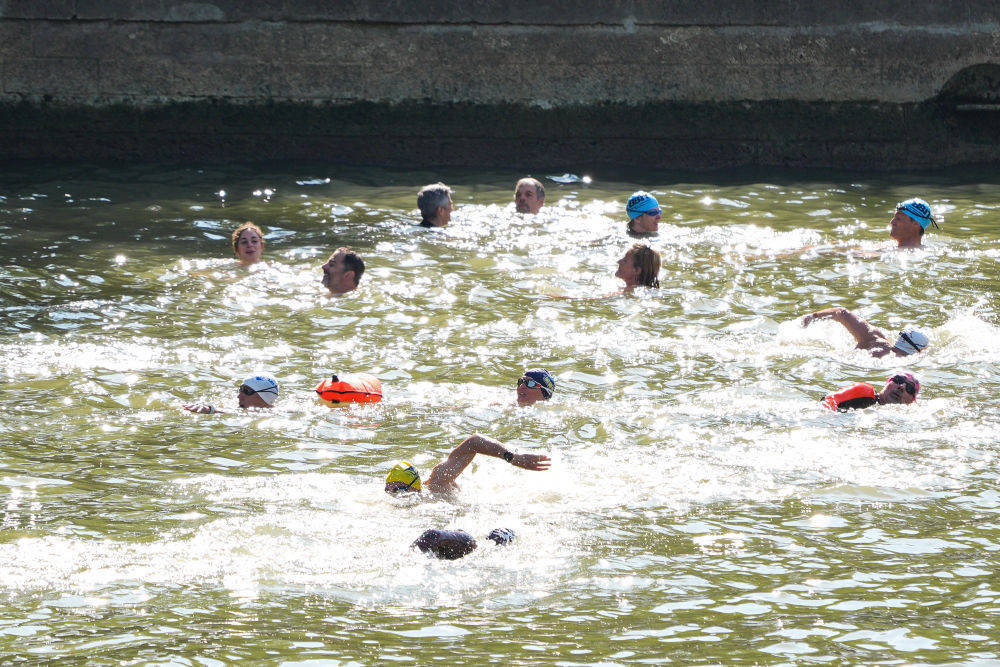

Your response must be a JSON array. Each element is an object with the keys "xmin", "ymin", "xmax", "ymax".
[{"xmin": 2, "ymin": 164, "xmax": 999, "ymax": 663}]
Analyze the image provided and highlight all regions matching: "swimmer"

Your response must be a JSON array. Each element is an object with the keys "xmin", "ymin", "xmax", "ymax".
[
  {"xmin": 411, "ymin": 527, "xmax": 515, "ymax": 560},
  {"xmin": 890, "ymin": 197, "xmax": 939, "ymax": 249},
  {"xmin": 625, "ymin": 191, "xmax": 661, "ymax": 235},
  {"xmin": 385, "ymin": 434, "xmax": 551, "ymax": 495},
  {"xmin": 514, "ymin": 177, "xmax": 545, "ymax": 214},
  {"xmin": 232, "ymin": 222, "xmax": 265, "ymax": 266},
  {"xmin": 321, "ymin": 246, "xmax": 365, "ymax": 295},
  {"xmin": 615, "ymin": 243, "xmax": 661, "ymax": 291},
  {"xmin": 750, "ymin": 197, "xmax": 941, "ymax": 260},
  {"xmin": 417, "ymin": 182, "xmax": 454, "ymax": 227},
  {"xmin": 183, "ymin": 373, "xmax": 279, "ymax": 414},
  {"xmin": 516, "ymin": 368, "xmax": 556, "ymax": 407},
  {"xmin": 822, "ymin": 372, "xmax": 920, "ymax": 411},
  {"xmin": 801, "ymin": 307, "xmax": 928, "ymax": 357}
]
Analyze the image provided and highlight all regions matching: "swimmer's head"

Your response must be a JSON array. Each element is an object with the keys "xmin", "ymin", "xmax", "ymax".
[
  {"xmin": 239, "ymin": 374, "xmax": 279, "ymax": 407},
  {"xmin": 385, "ymin": 462, "xmax": 422, "ymax": 494},
  {"xmin": 524, "ymin": 369, "xmax": 555, "ymax": 398},
  {"xmin": 517, "ymin": 368, "xmax": 555, "ymax": 406},
  {"xmin": 412, "ymin": 529, "xmax": 477, "ymax": 559},
  {"xmin": 893, "ymin": 329, "xmax": 929, "ymax": 355},
  {"xmin": 626, "ymin": 191, "xmax": 660, "ymax": 221},
  {"xmin": 896, "ymin": 198, "xmax": 937, "ymax": 232},
  {"xmin": 884, "ymin": 372, "xmax": 919, "ymax": 404}
]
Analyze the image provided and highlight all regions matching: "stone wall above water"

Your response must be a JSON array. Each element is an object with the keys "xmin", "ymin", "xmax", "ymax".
[{"xmin": 2, "ymin": 1, "xmax": 1000, "ymax": 169}]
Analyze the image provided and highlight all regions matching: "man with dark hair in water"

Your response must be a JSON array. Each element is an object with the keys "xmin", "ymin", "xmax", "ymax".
[{"xmin": 321, "ymin": 247, "xmax": 365, "ymax": 295}]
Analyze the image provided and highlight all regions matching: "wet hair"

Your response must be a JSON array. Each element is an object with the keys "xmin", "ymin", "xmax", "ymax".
[
  {"xmin": 417, "ymin": 182, "xmax": 452, "ymax": 225},
  {"xmin": 516, "ymin": 177, "xmax": 545, "ymax": 201},
  {"xmin": 628, "ymin": 243, "xmax": 661, "ymax": 288},
  {"xmin": 231, "ymin": 222, "xmax": 265, "ymax": 254},
  {"xmin": 334, "ymin": 246, "xmax": 365, "ymax": 286}
]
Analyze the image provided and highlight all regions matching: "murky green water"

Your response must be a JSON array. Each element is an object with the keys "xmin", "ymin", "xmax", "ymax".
[{"xmin": 2, "ymin": 164, "xmax": 1000, "ymax": 663}]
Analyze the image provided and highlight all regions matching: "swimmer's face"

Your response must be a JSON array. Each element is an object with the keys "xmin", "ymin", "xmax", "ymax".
[
  {"xmin": 630, "ymin": 208, "xmax": 661, "ymax": 233},
  {"xmin": 889, "ymin": 210, "xmax": 920, "ymax": 241},
  {"xmin": 385, "ymin": 481, "xmax": 420, "ymax": 495},
  {"xmin": 515, "ymin": 182, "xmax": 543, "ymax": 214},
  {"xmin": 882, "ymin": 376, "xmax": 917, "ymax": 405},
  {"xmin": 321, "ymin": 250, "xmax": 356, "ymax": 295},
  {"xmin": 438, "ymin": 196, "xmax": 454, "ymax": 225},
  {"xmin": 235, "ymin": 228, "xmax": 264, "ymax": 265},
  {"xmin": 238, "ymin": 384, "xmax": 271, "ymax": 409},
  {"xmin": 516, "ymin": 375, "xmax": 546, "ymax": 406},
  {"xmin": 615, "ymin": 250, "xmax": 640, "ymax": 286}
]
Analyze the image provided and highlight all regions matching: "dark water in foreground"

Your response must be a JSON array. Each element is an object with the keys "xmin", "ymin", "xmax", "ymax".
[{"xmin": 1, "ymin": 164, "xmax": 1000, "ymax": 663}]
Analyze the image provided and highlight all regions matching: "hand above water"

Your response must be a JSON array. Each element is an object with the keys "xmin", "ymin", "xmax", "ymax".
[
  {"xmin": 511, "ymin": 453, "xmax": 552, "ymax": 471},
  {"xmin": 182, "ymin": 403, "xmax": 219, "ymax": 414}
]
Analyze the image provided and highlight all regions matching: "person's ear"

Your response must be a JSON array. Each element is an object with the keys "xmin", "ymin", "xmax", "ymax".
[{"xmin": 344, "ymin": 270, "xmax": 356, "ymax": 286}]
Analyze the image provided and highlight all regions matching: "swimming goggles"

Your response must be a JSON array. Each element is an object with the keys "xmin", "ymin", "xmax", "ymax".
[
  {"xmin": 517, "ymin": 377, "xmax": 544, "ymax": 389},
  {"xmin": 889, "ymin": 374, "xmax": 917, "ymax": 395},
  {"xmin": 898, "ymin": 331, "xmax": 924, "ymax": 352},
  {"xmin": 240, "ymin": 384, "xmax": 277, "ymax": 396}
]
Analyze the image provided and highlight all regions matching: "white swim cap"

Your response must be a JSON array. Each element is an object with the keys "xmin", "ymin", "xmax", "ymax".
[
  {"xmin": 240, "ymin": 374, "xmax": 280, "ymax": 405},
  {"xmin": 894, "ymin": 330, "xmax": 928, "ymax": 355}
]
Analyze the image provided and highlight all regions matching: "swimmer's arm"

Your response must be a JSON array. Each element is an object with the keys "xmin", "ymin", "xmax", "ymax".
[
  {"xmin": 801, "ymin": 307, "xmax": 886, "ymax": 348},
  {"xmin": 424, "ymin": 434, "xmax": 551, "ymax": 492}
]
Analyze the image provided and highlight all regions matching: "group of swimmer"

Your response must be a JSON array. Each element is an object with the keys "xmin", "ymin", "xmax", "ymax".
[{"xmin": 195, "ymin": 177, "xmax": 941, "ymax": 558}]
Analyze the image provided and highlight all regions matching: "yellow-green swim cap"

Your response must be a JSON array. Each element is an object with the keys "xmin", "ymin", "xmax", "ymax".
[{"xmin": 385, "ymin": 462, "xmax": 421, "ymax": 492}]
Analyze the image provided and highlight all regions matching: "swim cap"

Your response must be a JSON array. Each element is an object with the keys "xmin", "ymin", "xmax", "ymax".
[
  {"xmin": 626, "ymin": 191, "xmax": 660, "ymax": 221},
  {"xmin": 896, "ymin": 198, "xmax": 935, "ymax": 229},
  {"xmin": 241, "ymin": 374, "xmax": 279, "ymax": 405},
  {"xmin": 385, "ymin": 462, "xmax": 421, "ymax": 491},
  {"xmin": 893, "ymin": 329, "xmax": 929, "ymax": 355},
  {"xmin": 487, "ymin": 528, "xmax": 515, "ymax": 546},
  {"xmin": 523, "ymin": 369, "xmax": 556, "ymax": 399},
  {"xmin": 411, "ymin": 529, "xmax": 477, "ymax": 560}
]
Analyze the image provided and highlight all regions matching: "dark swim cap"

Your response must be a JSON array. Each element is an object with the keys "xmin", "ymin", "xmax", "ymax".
[
  {"xmin": 523, "ymin": 369, "xmax": 555, "ymax": 399},
  {"xmin": 411, "ymin": 529, "xmax": 478, "ymax": 560}
]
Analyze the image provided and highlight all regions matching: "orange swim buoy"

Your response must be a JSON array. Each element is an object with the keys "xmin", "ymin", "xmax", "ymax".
[
  {"xmin": 822, "ymin": 382, "xmax": 877, "ymax": 411},
  {"xmin": 315, "ymin": 373, "xmax": 383, "ymax": 404}
]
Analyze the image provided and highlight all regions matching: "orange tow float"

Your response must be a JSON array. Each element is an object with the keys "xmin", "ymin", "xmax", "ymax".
[{"xmin": 315, "ymin": 373, "xmax": 383, "ymax": 404}]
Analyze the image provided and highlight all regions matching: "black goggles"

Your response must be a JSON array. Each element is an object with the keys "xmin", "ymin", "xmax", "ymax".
[{"xmin": 889, "ymin": 374, "xmax": 917, "ymax": 395}]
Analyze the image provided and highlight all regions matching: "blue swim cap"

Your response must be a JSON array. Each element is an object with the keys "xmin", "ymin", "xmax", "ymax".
[
  {"xmin": 896, "ymin": 198, "xmax": 934, "ymax": 229},
  {"xmin": 626, "ymin": 192, "xmax": 660, "ymax": 221},
  {"xmin": 524, "ymin": 369, "xmax": 555, "ymax": 399}
]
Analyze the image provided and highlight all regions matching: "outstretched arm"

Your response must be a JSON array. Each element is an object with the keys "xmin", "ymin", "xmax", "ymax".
[
  {"xmin": 424, "ymin": 433, "xmax": 551, "ymax": 493},
  {"xmin": 801, "ymin": 307, "xmax": 887, "ymax": 349}
]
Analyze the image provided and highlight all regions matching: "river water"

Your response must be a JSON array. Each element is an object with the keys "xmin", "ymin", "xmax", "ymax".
[{"xmin": 1, "ymin": 164, "xmax": 999, "ymax": 663}]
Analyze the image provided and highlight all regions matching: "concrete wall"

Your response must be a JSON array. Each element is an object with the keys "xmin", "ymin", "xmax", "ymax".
[{"xmin": 2, "ymin": 1, "xmax": 1000, "ymax": 169}]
